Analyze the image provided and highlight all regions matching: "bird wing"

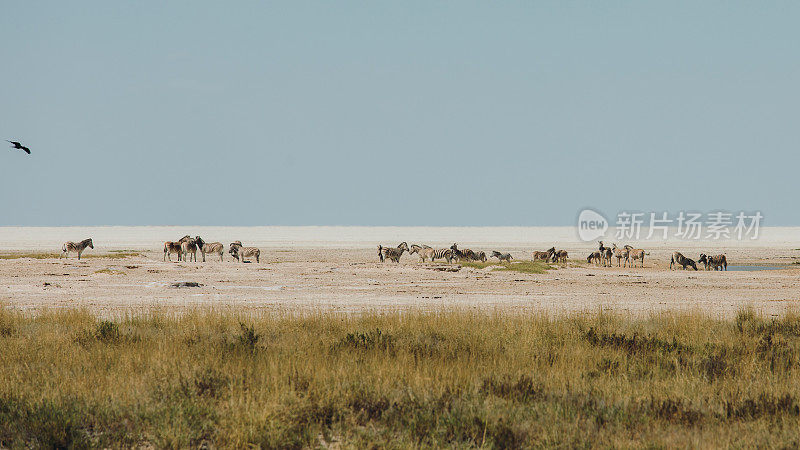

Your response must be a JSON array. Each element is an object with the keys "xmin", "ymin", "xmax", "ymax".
[
  {"xmin": 22, "ymin": 147, "xmax": 30, "ymax": 154},
  {"xmin": 7, "ymin": 140, "xmax": 21, "ymax": 147}
]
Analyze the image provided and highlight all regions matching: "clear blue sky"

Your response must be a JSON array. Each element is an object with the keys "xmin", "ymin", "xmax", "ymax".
[{"xmin": 1, "ymin": 1, "xmax": 797, "ymax": 226}]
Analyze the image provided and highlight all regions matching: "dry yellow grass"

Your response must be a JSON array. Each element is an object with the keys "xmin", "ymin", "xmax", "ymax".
[
  {"xmin": 0, "ymin": 251, "xmax": 141, "ymax": 260},
  {"xmin": 0, "ymin": 307, "xmax": 799, "ymax": 448}
]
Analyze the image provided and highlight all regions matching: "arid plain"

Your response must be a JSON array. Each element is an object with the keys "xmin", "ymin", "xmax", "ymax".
[{"xmin": 1, "ymin": 226, "xmax": 799, "ymax": 317}]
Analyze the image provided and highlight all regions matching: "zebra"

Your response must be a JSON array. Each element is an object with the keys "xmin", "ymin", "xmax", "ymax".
[
  {"xmin": 430, "ymin": 248, "xmax": 455, "ymax": 263},
  {"xmin": 611, "ymin": 244, "xmax": 629, "ymax": 267},
  {"xmin": 163, "ymin": 235, "xmax": 193, "ymax": 262},
  {"xmin": 380, "ymin": 242, "xmax": 409, "ymax": 263},
  {"xmin": 491, "ymin": 251, "xmax": 513, "ymax": 262},
  {"xmin": 472, "ymin": 250, "xmax": 487, "ymax": 262},
  {"xmin": 598, "ymin": 242, "xmax": 613, "ymax": 267},
  {"xmin": 195, "ymin": 236, "xmax": 224, "ymax": 262},
  {"xmin": 624, "ymin": 245, "xmax": 647, "ymax": 268},
  {"xmin": 532, "ymin": 247, "xmax": 555, "ymax": 261},
  {"xmin": 229, "ymin": 242, "xmax": 260, "ymax": 263},
  {"xmin": 552, "ymin": 250, "xmax": 568, "ymax": 263},
  {"xmin": 709, "ymin": 254, "xmax": 728, "ymax": 271},
  {"xmin": 699, "ymin": 253, "xmax": 727, "ymax": 271},
  {"xmin": 181, "ymin": 237, "xmax": 199, "ymax": 262},
  {"xmin": 587, "ymin": 251, "xmax": 602, "ymax": 265},
  {"xmin": 410, "ymin": 244, "xmax": 436, "ymax": 262},
  {"xmin": 450, "ymin": 243, "xmax": 476, "ymax": 262},
  {"xmin": 163, "ymin": 241, "xmax": 182, "ymax": 261},
  {"xmin": 670, "ymin": 251, "xmax": 698, "ymax": 271},
  {"xmin": 61, "ymin": 238, "xmax": 93, "ymax": 260}
]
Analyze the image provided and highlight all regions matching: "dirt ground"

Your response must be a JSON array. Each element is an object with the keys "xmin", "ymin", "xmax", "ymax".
[{"xmin": 1, "ymin": 244, "xmax": 799, "ymax": 318}]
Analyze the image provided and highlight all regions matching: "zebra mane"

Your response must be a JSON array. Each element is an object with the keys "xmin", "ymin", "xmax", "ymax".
[{"xmin": 79, "ymin": 238, "xmax": 92, "ymax": 245}]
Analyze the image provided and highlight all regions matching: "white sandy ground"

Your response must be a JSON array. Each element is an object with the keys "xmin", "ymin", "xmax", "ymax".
[{"xmin": 0, "ymin": 227, "xmax": 799, "ymax": 318}]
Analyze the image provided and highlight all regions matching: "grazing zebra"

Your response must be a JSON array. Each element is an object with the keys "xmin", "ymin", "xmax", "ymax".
[
  {"xmin": 61, "ymin": 238, "xmax": 94, "ymax": 260},
  {"xmin": 699, "ymin": 253, "xmax": 727, "ymax": 271},
  {"xmin": 624, "ymin": 245, "xmax": 647, "ymax": 268},
  {"xmin": 450, "ymin": 244, "xmax": 476, "ymax": 262},
  {"xmin": 380, "ymin": 242, "xmax": 409, "ymax": 263},
  {"xmin": 587, "ymin": 251, "xmax": 602, "ymax": 265},
  {"xmin": 195, "ymin": 236, "xmax": 224, "ymax": 262},
  {"xmin": 492, "ymin": 251, "xmax": 513, "ymax": 262},
  {"xmin": 229, "ymin": 242, "xmax": 260, "ymax": 263},
  {"xmin": 410, "ymin": 244, "xmax": 436, "ymax": 262},
  {"xmin": 670, "ymin": 251, "xmax": 698, "ymax": 271},
  {"xmin": 532, "ymin": 247, "xmax": 555, "ymax": 261},
  {"xmin": 552, "ymin": 250, "xmax": 568, "ymax": 263},
  {"xmin": 611, "ymin": 244, "xmax": 629, "ymax": 267}
]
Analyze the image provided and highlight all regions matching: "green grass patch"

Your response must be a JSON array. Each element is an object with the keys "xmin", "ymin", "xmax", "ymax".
[
  {"xmin": 495, "ymin": 260, "xmax": 554, "ymax": 274},
  {"xmin": 460, "ymin": 260, "xmax": 554, "ymax": 274}
]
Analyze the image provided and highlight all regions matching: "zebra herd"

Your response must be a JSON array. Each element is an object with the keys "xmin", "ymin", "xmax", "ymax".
[
  {"xmin": 57, "ymin": 236, "xmax": 728, "ymax": 271},
  {"xmin": 378, "ymin": 243, "xmax": 494, "ymax": 264},
  {"xmin": 671, "ymin": 252, "xmax": 728, "ymax": 271},
  {"xmin": 163, "ymin": 236, "xmax": 260, "ymax": 263},
  {"xmin": 378, "ymin": 239, "xmax": 730, "ymax": 271},
  {"xmin": 586, "ymin": 241, "xmax": 647, "ymax": 268},
  {"xmin": 58, "ymin": 235, "xmax": 261, "ymax": 263}
]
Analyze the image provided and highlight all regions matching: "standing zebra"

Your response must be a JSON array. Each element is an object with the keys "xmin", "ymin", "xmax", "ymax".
[
  {"xmin": 380, "ymin": 242, "xmax": 409, "ymax": 263},
  {"xmin": 195, "ymin": 236, "xmax": 225, "ymax": 262},
  {"xmin": 409, "ymin": 244, "xmax": 436, "ymax": 262},
  {"xmin": 430, "ymin": 248, "xmax": 455, "ymax": 263},
  {"xmin": 611, "ymin": 244, "xmax": 629, "ymax": 267},
  {"xmin": 532, "ymin": 247, "xmax": 556, "ymax": 261},
  {"xmin": 61, "ymin": 238, "xmax": 94, "ymax": 260},
  {"xmin": 164, "ymin": 241, "xmax": 183, "ymax": 261},
  {"xmin": 181, "ymin": 237, "xmax": 199, "ymax": 262}
]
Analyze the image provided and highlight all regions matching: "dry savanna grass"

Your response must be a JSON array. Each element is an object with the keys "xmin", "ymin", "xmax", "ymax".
[
  {"xmin": 0, "ymin": 251, "xmax": 141, "ymax": 260},
  {"xmin": 0, "ymin": 307, "xmax": 799, "ymax": 448}
]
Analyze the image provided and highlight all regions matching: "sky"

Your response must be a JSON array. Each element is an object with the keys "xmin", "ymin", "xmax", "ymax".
[{"xmin": 1, "ymin": 1, "xmax": 797, "ymax": 226}]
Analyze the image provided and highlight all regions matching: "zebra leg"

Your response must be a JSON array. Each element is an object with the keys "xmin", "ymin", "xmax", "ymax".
[{"xmin": 77, "ymin": 250, "xmax": 82, "ymax": 260}]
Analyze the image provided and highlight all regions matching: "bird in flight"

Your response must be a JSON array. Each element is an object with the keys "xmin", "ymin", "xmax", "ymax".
[{"xmin": 7, "ymin": 140, "xmax": 31, "ymax": 154}]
